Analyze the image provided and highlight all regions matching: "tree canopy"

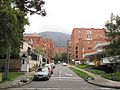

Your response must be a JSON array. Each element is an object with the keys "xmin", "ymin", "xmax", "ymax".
[
  {"xmin": 0, "ymin": 0, "xmax": 46, "ymax": 54},
  {"xmin": 105, "ymin": 13, "xmax": 120, "ymax": 72},
  {"xmin": 105, "ymin": 13, "xmax": 120, "ymax": 56}
]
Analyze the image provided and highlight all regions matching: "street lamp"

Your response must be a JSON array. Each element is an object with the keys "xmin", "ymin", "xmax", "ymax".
[{"xmin": 72, "ymin": 59, "xmax": 75, "ymax": 65}]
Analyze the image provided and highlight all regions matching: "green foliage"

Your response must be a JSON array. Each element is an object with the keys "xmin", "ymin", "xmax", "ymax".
[
  {"xmin": 61, "ymin": 53, "xmax": 67, "ymax": 63},
  {"xmin": 85, "ymin": 68, "xmax": 105, "ymax": 75},
  {"xmin": 77, "ymin": 64, "xmax": 92, "ymax": 69},
  {"xmin": 105, "ymin": 13, "xmax": 120, "ymax": 72},
  {"xmin": 70, "ymin": 67, "xmax": 94, "ymax": 80},
  {"xmin": 0, "ymin": 1, "xmax": 28, "ymax": 54},
  {"xmin": 105, "ymin": 13, "xmax": 120, "ymax": 57},
  {"xmin": 102, "ymin": 72, "xmax": 120, "ymax": 81},
  {"xmin": 53, "ymin": 54, "xmax": 62, "ymax": 62},
  {"xmin": 53, "ymin": 53, "xmax": 67, "ymax": 63},
  {"xmin": 0, "ymin": 0, "xmax": 46, "ymax": 55},
  {"xmin": 34, "ymin": 48, "xmax": 43, "ymax": 54},
  {"xmin": 7, "ymin": 72, "xmax": 24, "ymax": 81}
]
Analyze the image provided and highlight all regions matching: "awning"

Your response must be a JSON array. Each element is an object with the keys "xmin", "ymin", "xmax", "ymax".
[
  {"xmin": 94, "ymin": 42, "xmax": 110, "ymax": 50},
  {"xmin": 84, "ymin": 52, "xmax": 97, "ymax": 58}
]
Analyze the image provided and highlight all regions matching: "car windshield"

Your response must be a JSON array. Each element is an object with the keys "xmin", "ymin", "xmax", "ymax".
[
  {"xmin": 37, "ymin": 68, "xmax": 42, "ymax": 71},
  {"xmin": 37, "ymin": 67, "xmax": 47, "ymax": 72}
]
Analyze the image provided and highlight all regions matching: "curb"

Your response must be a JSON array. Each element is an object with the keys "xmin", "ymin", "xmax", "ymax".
[
  {"xmin": 69, "ymin": 66, "xmax": 120, "ymax": 89},
  {"xmin": 0, "ymin": 78, "xmax": 33, "ymax": 89},
  {"xmin": 86, "ymin": 79, "xmax": 120, "ymax": 89}
]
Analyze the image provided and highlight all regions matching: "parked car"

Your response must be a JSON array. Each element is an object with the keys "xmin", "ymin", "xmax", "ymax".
[
  {"xmin": 50, "ymin": 63, "xmax": 55, "ymax": 69},
  {"xmin": 34, "ymin": 67, "xmax": 50, "ymax": 80},
  {"xmin": 62, "ymin": 62, "xmax": 67, "ymax": 66},
  {"xmin": 45, "ymin": 64, "xmax": 53, "ymax": 75}
]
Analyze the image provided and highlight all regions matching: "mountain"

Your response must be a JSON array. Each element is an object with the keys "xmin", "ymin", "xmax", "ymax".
[{"xmin": 37, "ymin": 31, "xmax": 71, "ymax": 48}]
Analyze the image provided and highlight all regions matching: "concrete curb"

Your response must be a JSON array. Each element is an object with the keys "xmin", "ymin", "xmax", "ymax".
[
  {"xmin": 69, "ymin": 65, "xmax": 120, "ymax": 89},
  {"xmin": 0, "ymin": 78, "xmax": 33, "ymax": 89},
  {"xmin": 86, "ymin": 80, "xmax": 120, "ymax": 89}
]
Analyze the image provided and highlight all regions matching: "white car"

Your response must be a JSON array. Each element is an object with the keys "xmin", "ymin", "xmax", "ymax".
[
  {"xmin": 34, "ymin": 67, "xmax": 50, "ymax": 80},
  {"xmin": 45, "ymin": 64, "xmax": 53, "ymax": 75},
  {"xmin": 50, "ymin": 63, "xmax": 55, "ymax": 69},
  {"xmin": 62, "ymin": 62, "xmax": 67, "ymax": 66}
]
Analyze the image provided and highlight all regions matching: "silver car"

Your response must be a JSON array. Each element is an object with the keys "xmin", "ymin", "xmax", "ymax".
[{"xmin": 34, "ymin": 67, "xmax": 50, "ymax": 80}]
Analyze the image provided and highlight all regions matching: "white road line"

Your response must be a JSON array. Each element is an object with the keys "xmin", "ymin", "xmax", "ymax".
[
  {"xmin": 100, "ymin": 88, "xmax": 111, "ymax": 89},
  {"xmin": 10, "ymin": 88, "xmax": 75, "ymax": 90},
  {"xmin": 65, "ymin": 72, "xmax": 73, "ymax": 76},
  {"xmin": 58, "ymin": 70, "xmax": 61, "ymax": 77}
]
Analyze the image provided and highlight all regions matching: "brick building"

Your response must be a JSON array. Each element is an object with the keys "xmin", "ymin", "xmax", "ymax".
[
  {"xmin": 23, "ymin": 33, "xmax": 54, "ymax": 63},
  {"xmin": 44, "ymin": 39, "xmax": 54, "ymax": 63},
  {"xmin": 54, "ymin": 47, "xmax": 66, "ymax": 56},
  {"xmin": 67, "ymin": 40, "xmax": 72, "ymax": 63},
  {"xmin": 70, "ymin": 28, "xmax": 108, "ymax": 62},
  {"xmin": 23, "ymin": 33, "xmax": 44, "ymax": 49}
]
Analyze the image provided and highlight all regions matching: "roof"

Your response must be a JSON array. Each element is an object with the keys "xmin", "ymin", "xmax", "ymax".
[
  {"xmin": 94, "ymin": 42, "xmax": 110, "ymax": 50},
  {"xmin": 84, "ymin": 52, "xmax": 98, "ymax": 58}
]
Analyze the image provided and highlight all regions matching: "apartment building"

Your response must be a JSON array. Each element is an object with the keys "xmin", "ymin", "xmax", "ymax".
[
  {"xmin": 70, "ymin": 28, "xmax": 108, "ymax": 62},
  {"xmin": 44, "ymin": 39, "xmax": 54, "ymax": 63},
  {"xmin": 23, "ymin": 33, "xmax": 54, "ymax": 63},
  {"xmin": 67, "ymin": 40, "xmax": 72, "ymax": 63},
  {"xmin": 54, "ymin": 47, "xmax": 66, "ymax": 56}
]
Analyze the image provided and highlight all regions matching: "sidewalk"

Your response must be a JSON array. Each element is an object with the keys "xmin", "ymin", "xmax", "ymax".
[
  {"xmin": 69, "ymin": 65, "xmax": 120, "ymax": 89},
  {"xmin": 0, "ymin": 71, "xmax": 35, "ymax": 89}
]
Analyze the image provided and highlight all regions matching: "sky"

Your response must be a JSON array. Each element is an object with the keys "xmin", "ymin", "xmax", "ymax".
[{"xmin": 25, "ymin": 0, "xmax": 120, "ymax": 34}]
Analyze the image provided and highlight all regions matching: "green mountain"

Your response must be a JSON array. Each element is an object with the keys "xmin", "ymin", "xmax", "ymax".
[{"xmin": 37, "ymin": 31, "xmax": 71, "ymax": 47}]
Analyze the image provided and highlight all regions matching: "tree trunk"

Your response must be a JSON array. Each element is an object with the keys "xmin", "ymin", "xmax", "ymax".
[{"xmin": 4, "ymin": 52, "xmax": 10, "ymax": 80}]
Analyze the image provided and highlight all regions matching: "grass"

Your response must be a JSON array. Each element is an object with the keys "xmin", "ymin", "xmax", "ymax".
[
  {"xmin": 77, "ymin": 64, "xmax": 105, "ymax": 75},
  {"xmin": 102, "ymin": 72, "xmax": 120, "ymax": 81},
  {"xmin": 7, "ymin": 72, "xmax": 24, "ymax": 81},
  {"xmin": 84, "ymin": 68, "xmax": 106, "ymax": 75},
  {"xmin": 77, "ymin": 64, "xmax": 92, "ymax": 69},
  {"xmin": 70, "ymin": 67, "xmax": 94, "ymax": 80}
]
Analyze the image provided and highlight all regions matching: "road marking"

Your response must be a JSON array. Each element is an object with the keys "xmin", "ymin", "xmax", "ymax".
[
  {"xmin": 58, "ymin": 70, "xmax": 61, "ymax": 77},
  {"xmin": 9, "ymin": 88, "xmax": 75, "ymax": 90},
  {"xmin": 9, "ymin": 87, "xmax": 109, "ymax": 90},
  {"xmin": 52, "ymin": 77, "xmax": 80, "ymax": 79},
  {"xmin": 101, "ymin": 88, "xmax": 111, "ymax": 89},
  {"xmin": 65, "ymin": 72, "xmax": 73, "ymax": 76}
]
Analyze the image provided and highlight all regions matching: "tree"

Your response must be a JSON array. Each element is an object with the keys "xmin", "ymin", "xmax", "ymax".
[
  {"xmin": 53, "ymin": 54, "xmax": 62, "ymax": 63},
  {"xmin": 105, "ymin": 13, "xmax": 120, "ymax": 72},
  {"xmin": 34, "ymin": 48, "xmax": 43, "ymax": 54},
  {"xmin": 0, "ymin": 0, "xmax": 46, "ymax": 79},
  {"xmin": 61, "ymin": 53, "xmax": 67, "ymax": 63}
]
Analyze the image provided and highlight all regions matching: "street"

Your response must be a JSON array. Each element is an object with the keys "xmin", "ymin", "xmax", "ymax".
[{"xmin": 8, "ymin": 64, "xmax": 117, "ymax": 90}]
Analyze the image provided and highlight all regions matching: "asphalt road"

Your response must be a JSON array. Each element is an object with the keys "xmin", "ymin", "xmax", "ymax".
[{"xmin": 8, "ymin": 64, "xmax": 117, "ymax": 90}]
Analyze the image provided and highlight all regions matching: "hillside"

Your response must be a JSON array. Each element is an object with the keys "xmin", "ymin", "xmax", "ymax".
[{"xmin": 37, "ymin": 31, "xmax": 71, "ymax": 47}]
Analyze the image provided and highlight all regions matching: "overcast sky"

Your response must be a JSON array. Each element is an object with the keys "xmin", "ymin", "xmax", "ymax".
[{"xmin": 25, "ymin": 0, "xmax": 120, "ymax": 34}]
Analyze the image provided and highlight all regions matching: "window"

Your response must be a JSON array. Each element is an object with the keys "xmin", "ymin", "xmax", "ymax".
[
  {"xmin": 76, "ymin": 55, "xmax": 78, "ymax": 58},
  {"xmin": 88, "ymin": 47, "xmax": 92, "ymax": 49},
  {"xmin": 87, "ymin": 34, "xmax": 92, "ymax": 38},
  {"xmin": 75, "ymin": 46, "xmax": 78, "ymax": 50},
  {"xmin": 76, "ymin": 51, "xmax": 78, "ymax": 53}
]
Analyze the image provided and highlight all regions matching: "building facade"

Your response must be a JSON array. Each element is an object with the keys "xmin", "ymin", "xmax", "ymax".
[
  {"xmin": 43, "ymin": 39, "xmax": 54, "ymax": 63},
  {"xmin": 54, "ymin": 47, "xmax": 66, "ymax": 56},
  {"xmin": 23, "ymin": 33, "xmax": 54, "ymax": 63},
  {"xmin": 70, "ymin": 28, "xmax": 108, "ymax": 62},
  {"xmin": 67, "ymin": 40, "xmax": 72, "ymax": 64}
]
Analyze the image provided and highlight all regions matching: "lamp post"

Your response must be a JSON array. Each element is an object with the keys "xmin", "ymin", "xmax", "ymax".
[{"xmin": 72, "ymin": 59, "xmax": 75, "ymax": 65}]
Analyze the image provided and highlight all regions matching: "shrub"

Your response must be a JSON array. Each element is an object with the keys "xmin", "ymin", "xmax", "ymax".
[
  {"xmin": 77, "ymin": 64, "xmax": 92, "ymax": 69},
  {"xmin": 102, "ymin": 72, "xmax": 120, "ymax": 81},
  {"xmin": 84, "ymin": 68, "xmax": 105, "ymax": 75},
  {"xmin": 70, "ymin": 67, "xmax": 94, "ymax": 80}
]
